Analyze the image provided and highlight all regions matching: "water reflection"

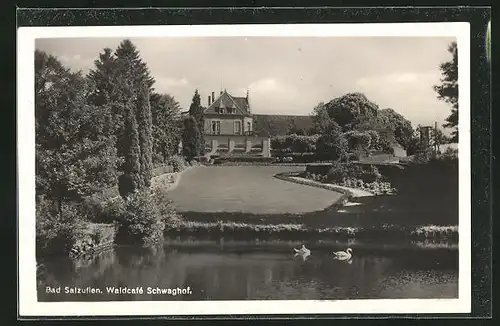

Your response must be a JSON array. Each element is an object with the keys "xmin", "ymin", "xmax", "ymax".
[{"xmin": 38, "ymin": 238, "xmax": 458, "ymax": 301}]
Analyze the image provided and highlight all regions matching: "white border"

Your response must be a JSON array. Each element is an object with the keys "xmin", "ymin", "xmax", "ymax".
[{"xmin": 18, "ymin": 23, "xmax": 471, "ymax": 316}]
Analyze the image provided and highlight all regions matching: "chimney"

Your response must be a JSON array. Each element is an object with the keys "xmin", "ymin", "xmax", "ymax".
[
  {"xmin": 212, "ymin": 92, "xmax": 215, "ymax": 102},
  {"xmin": 208, "ymin": 96, "xmax": 211, "ymax": 105},
  {"xmin": 220, "ymin": 90, "xmax": 223, "ymax": 95}
]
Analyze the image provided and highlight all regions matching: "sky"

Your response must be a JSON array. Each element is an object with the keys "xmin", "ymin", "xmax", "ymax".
[{"xmin": 36, "ymin": 36, "xmax": 456, "ymax": 128}]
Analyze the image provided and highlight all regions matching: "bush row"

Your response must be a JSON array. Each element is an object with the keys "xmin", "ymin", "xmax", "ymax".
[
  {"xmin": 271, "ymin": 134, "xmax": 320, "ymax": 153},
  {"xmin": 168, "ymin": 220, "xmax": 458, "ymax": 241}
]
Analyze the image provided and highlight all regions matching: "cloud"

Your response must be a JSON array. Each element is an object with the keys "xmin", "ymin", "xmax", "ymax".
[
  {"xmin": 355, "ymin": 71, "xmax": 452, "ymax": 126},
  {"xmin": 156, "ymin": 77, "xmax": 189, "ymax": 91},
  {"xmin": 35, "ymin": 36, "xmax": 457, "ymax": 126}
]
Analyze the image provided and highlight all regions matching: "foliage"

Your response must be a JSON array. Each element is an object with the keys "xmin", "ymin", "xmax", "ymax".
[
  {"xmin": 365, "ymin": 130, "xmax": 380, "ymax": 149},
  {"xmin": 405, "ymin": 127, "xmax": 429, "ymax": 156},
  {"xmin": 322, "ymin": 93, "xmax": 380, "ymax": 130},
  {"xmin": 311, "ymin": 93, "xmax": 414, "ymax": 153},
  {"xmin": 182, "ymin": 116, "xmax": 202, "ymax": 161},
  {"xmin": 433, "ymin": 41, "xmax": 458, "ymax": 142},
  {"xmin": 115, "ymin": 191, "xmax": 166, "ymax": 246},
  {"xmin": 188, "ymin": 89, "xmax": 205, "ymax": 154},
  {"xmin": 167, "ymin": 155, "xmax": 187, "ymax": 172},
  {"xmin": 87, "ymin": 40, "xmax": 156, "ymax": 167},
  {"xmin": 81, "ymin": 195, "xmax": 126, "ymax": 223},
  {"xmin": 136, "ymin": 84, "xmax": 154, "ymax": 188},
  {"xmin": 311, "ymin": 102, "xmax": 341, "ymax": 135},
  {"xmin": 150, "ymin": 93, "xmax": 182, "ymax": 163},
  {"xmin": 324, "ymin": 162, "xmax": 382, "ymax": 184},
  {"xmin": 315, "ymin": 125, "xmax": 348, "ymax": 161},
  {"xmin": 151, "ymin": 186, "xmax": 184, "ymax": 230},
  {"xmin": 340, "ymin": 178, "xmax": 396, "ymax": 195},
  {"xmin": 113, "ymin": 39, "xmax": 155, "ymax": 93},
  {"xmin": 253, "ymin": 114, "xmax": 315, "ymax": 137},
  {"xmin": 36, "ymin": 196, "xmax": 86, "ymax": 257},
  {"xmin": 413, "ymin": 147, "xmax": 435, "ymax": 164},
  {"xmin": 430, "ymin": 127, "xmax": 448, "ymax": 153},
  {"xmin": 343, "ymin": 130, "xmax": 372, "ymax": 151},
  {"xmin": 35, "ymin": 51, "xmax": 119, "ymax": 203},
  {"xmin": 438, "ymin": 147, "xmax": 458, "ymax": 161},
  {"xmin": 118, "ymin": 102, "xmax": 142, "ymax": 198},
  {"xmin": 271, "ymin": 134, "xmax": 320, "ymax": 153},
  {"xmin": 377, "ymin": 108, "xmax": 414, "ymax": 150}
]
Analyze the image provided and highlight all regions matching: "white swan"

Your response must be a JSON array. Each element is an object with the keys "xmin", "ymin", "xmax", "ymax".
[
  {"xmin": 293, "ymin": 245, "xmax": 311, "ymax": 256},
  {"xmin": 332, "ymin": 248, "xmax": 353, "ymax": 261}
]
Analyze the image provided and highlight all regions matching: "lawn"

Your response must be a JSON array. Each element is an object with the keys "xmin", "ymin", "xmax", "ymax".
[
  {"xmin": 167, "ymin": 165, "xmax": 458, "ymax": 231},
  {"xmin": 167, "ymin": 166, "xmax": 343, "ymax": 214}
]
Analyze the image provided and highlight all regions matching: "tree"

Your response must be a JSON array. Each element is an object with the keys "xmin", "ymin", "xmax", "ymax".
[
  {"xmin": 433, "ymin": 41, "xmax": 458, "ymax": 142},
  {"xmin": 377, "ymin": 108, "xmax": 414, "ymax": 150},
  {"xmin": 35, "ymin": 51, "xmax": 119, "ymax": 211},
  {"xmin": 182, "ymin": 116, "xmax": 202, "ymax": 161},
  {"xmin": 311, "ymin": 102, "xmax": 340, "ymax": 135},
  {"xmin": 315, "ymin": 121, "xmax": 348, "ymax": 161},
  {"xmin": 150, "ymin": 93, "xmax": 182, "ymax": 163},
  {"xmin": 343, "ymin": 130, "xmax": 372, "ymax": 151},
  {"xmin": 87, "ymin": 40, "xmax": 156, "ymax": 168},
  {"xmin": 431, "ymin": 127, "xmax": 447, "ymax": 153},
  {"xmin": 118, "ymin": 102, "xmax": 142, "ymax": 198},
  {"xmin": 322, "ymin": 93, "xmax": 379, "ymax": 131},
  {"xmin": 188, "ymin": 90, "xmax": 204, "ymax": 155},
  {"xmin": 114, "ymin": 39, "xmax": 155, "ymax": 92},
  {"xmin": 136, "ymin": 84, "xmax": 153, "ymax": 188}
]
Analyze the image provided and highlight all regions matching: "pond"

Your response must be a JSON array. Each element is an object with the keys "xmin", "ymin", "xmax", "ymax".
[{"xmin": 37, "ymin": 238, "xmax": 458, "ymax": 301}]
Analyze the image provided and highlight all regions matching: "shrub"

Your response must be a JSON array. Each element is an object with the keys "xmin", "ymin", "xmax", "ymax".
[
  {"xmin": 167, "ymin": 155, "xmax": 187, "ymax": 172},
  {"xmin": 115, "ymin": 191, "xmax": 165, "ymax": 246},
  {"xmin": 414, "ymin": 148, "xmax": 435, "ymax": 163},
  {"xmin": 359, "ymin": 165, "xmax": 382, "ymax": 183},
  {"xmin": 324, "ymin": 162, "xmax": 382, "ymax": 184},
  {"xmin": 366, "ymin": 130, "xmax": 380, "ymax": 149},
  {"xmin": 81, "ymin": 195, "xmax": 126, "ymax": 223},
  {"xmin": 325, "ymin": 162, "xmax": 363, "ymax": 183},
  {"xmin": 315, "ymin": 130, "xmax": 348, "ymax": 161},
  {"xmin": 343, "ymin": 130, "xmax": 372, "ymax": 151},
  {"xmin": 438, "ymin": 147, "xmax": 458, "ymax": 161},
  {"xmin": 36, "ymin": 196, "xmax": 87, "ymax": 257},
  {"xmin": 87, "ymin": 223, "xmax": 115, "ymax": 245},
  {"xmin": 271, "ymin": 134, "xmax": 319, "ymax": 154},
  {"xmin": 151, "ymin": 186, "xmax": 183, "ymax": 230}
]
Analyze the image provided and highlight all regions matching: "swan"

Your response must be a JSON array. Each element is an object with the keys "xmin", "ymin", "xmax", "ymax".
[
  {"xmin": 293, "ymin": 245, "xmax": 311, "ymax": 256},
  {"xmin": 332, "ymin": 248, "xmax": 353, "ymax": 261}
]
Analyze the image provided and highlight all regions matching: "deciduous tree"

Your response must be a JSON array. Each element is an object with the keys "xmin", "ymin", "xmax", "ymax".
[{"xmin": 35, "ymin": 51, "xmax": 119, "ymax": 211}]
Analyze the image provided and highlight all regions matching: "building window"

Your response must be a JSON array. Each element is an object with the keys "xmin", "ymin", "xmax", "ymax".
[
  {"xmin": 234, "ymin": 121, "xmax": 241, "ymax": 135},
  {"xmin": 211, "ymin": 121, "xmax": 220, "ymax": 135},
  {"xmin": 247, "ymin": 121, "xmax": 251, "ymax": 132}
]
